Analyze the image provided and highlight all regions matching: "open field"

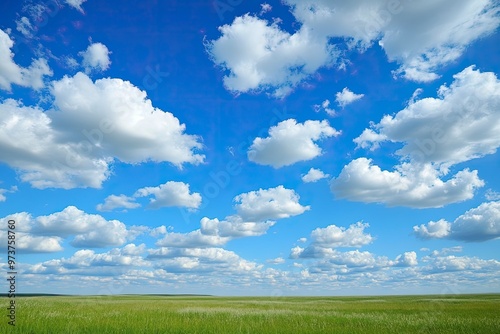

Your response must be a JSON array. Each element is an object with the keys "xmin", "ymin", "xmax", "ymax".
[{"xmin": 3, "ymin": 294, "xmax": 500, "ymax": 333}]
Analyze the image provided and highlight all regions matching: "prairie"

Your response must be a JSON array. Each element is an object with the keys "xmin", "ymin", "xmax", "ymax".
[{"xmin": 4, "ymin": 294, "xmax": 500, "ymax": 333}]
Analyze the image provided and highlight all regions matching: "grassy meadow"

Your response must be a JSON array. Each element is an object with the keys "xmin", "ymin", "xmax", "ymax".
[{"xmin": 3, "ymin": 294, "xmax": 500, "ymax": 333}]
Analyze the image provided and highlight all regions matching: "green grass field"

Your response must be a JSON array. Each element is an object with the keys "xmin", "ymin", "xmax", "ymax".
[{"xmin": 3, "ymin": 294, "xmax": 500, "ymax": 333}]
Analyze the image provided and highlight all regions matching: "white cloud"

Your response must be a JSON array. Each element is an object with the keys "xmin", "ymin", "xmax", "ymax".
[
  {"xmin": 0, "ymin": 207, "xmax": 146, "ymax": 251},
  {"xmin": 267, "ymin": 257, "xmax": 285, "ymax": 264},
  {"xmin": 0, "ymin": 72, "xmax": 204, "ymax": 189},
  {"xmin": 31, "ymin": 206, "xmax": 136, "ymax": 248},
  {"xmin": 335, "ymin": 87, "xmax": 364, "ymax": 108},
  {"xmin": 207, "ymin": 1, "xmax": 500, "ymax": 96},
  {"xmin": 0, "ymin": 29, "xmax": 52, "ymax": 91},
  {"xmin": 330, "ymin": 158, "xmax": 484, "ymax": 208},
  {"xmin": 394, "ymin": 251, "xmax": 418, "ymax": 267},
  {"xmin": 79, "ymin": 42, "xmax": 111, "ymax": 73},
  {"xmin": 248, "ymin": 119, "xmax": 340, "ymax": 168},
  {"xmin": 96, "ymin": 194, "xmax": 140, "ymax": 212},
  {"xmin": 302, "ymin": 168, "xmax": 329, "ymax": 183},
  {"xmin": 0, "ymin": 185, "xmax": 17, "ymax": 202},
  {"xmin": 413, "ymin": 220, "xmax": 452, "ymax": 240},
  {"xmin": 313, "ymin": 99, "xmax": 336, "ymax": 116},
  {"xmin": 485, "ymin": 189, "xmax": 500, "ymax": 201},
  {"xmin": 260, "ymin": 3, "xmax": 272, "ymax": 15},
  {"xmin": 15, "ymin": 16, "xmax": 33, "ymax": 37},
  {"xmin": 65, "ymin": 0, "xmax": 87, "ymax": 13},
  {"xmin": 234, "ymin": 185, "xmax": 310, "ymax": 221},
  {"xmin": 135, "ymin": 181, "xmax": 202, "ymax": 209},
  {"xmin": 149, "ymin": 225, "xmax": 169, "ymax": 237},
  {"xmin": 206, "ymin": 14, "xmax": 336, "ymax": 97},
  {"xmin": 284, "ymin": 0, "xmax": 500, "ymax": 82},
  {"xmin": 291, "ymin": 222, "xmax": 373, "ymax": 259},
  {"xmin": 156, "ymin": 229, "xmax": 230, "ymax": 248},
  {"xmin": 414, "ymin": 201, "xmax": 500, "ymax": 242},
  {"xmin": 355, "ymin": 66, "xmax": 500, "ymax": 169}
]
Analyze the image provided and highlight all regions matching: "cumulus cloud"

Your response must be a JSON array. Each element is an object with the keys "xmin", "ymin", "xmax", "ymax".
[
  {"xmin": 313, "ymin": 99, "xmax": 336, "ymax": 116},
  {"xmin": 414, "ymin": 201, "xmax": 500, "ymax": 242},
  {"xmin": 0, "ymin": 72, "xmax": 204, "ymax": 189},
  {"xmin": 0, "ymin": 206, "xmax": 144, "ymax": 250},
  {"xmin": 302, "ymin": 168, "xmax": 329, "ymax": 183},
  {"xmin": 330, "ymin": 158, "xmax": 484, "ymax": 208},
  {"xmin": 79, "ymin": 42, "xmax": 111, "ymax": 73},
  {"xmin": 155, "ymin": 186, "xmax": 309, "ymax": 248},
  {"xmin": 135, "ymin": 181, "xmax": 202, "ymax": 209},
  {"xmin": 96, "ymin": 194, "xmax": 140, "ymax": 212},
  {"xmin": 65, "ymin": 0, "xmax": 87, "ymax": 13},
  {"xmin": 234, "ymin": 185, "xmax": 310, "ymax": 221},
  {"xmin": 207, "ymin": 1, "xmax": 500, "ymax": 95},
  {"xmin": 0, "ymin": 29, "xmax": 53, "ymax": 91},
  {"xmin": 394, "ymin": 251, "xmax": 418, "ymax": 267},
  {"xmin": 355, "ymin": 66, "xmax": 500, "ymax": 169},
  {"xmin": 291, "ymin": 222, "xmax": 373, "ymax": 259},
  {"xmin": 248, "ymin": 119, "xmax": 340, "ymax": 168},
  {"xmin": 335, "ymin": 87, "xmax": 364, "ymax": 108},
  {"xmin": 485, "ymin": 189, "xmax": 500, "ymax": 201},
  {"xmin": 260, "ymin": 3, "xmax": 272, "ymax": 15},
  {"xmin": 206, "ymin": 14, "xmax": 336, "ymax": 97}
]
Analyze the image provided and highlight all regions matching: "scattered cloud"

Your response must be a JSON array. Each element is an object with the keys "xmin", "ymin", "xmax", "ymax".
[
  {"xmin": 354, "ymin": 66, "xmax": 500, "ymax": 169},
  {"xmin": 96, "ymin": 194, "xmax": 140, "ymax": 212},
  {"xmin": 267, "ymin": 257, "xmax": 285, "ymax": 264},
  {"xmin": 65, "ymin": 0, "xmax": 87, "ymax": 13},
  {"xmin": 135, "ymin": 181, "xmax": 202, "ymax": 209},
  {"xmin": 0, "ymin": 72, "xmax": 204, "ymax": 189},
  {"xmin": 335, "ymin": 87, "xmax": 364, "ymax": 108},
  {"xmin": 302, "ymin": 168, "xmax": 329, "ymax": 183},
  {"xmin": 313, "ymin": 99, "xmax": 336, "ymax": 116},
  {"xmin": 0, "ymin": 206, "xmax": 145, "ymax": 250},
  {"xmin": 248, "ymin": 119, "xmax": 340, "ymax": 168},
  {"xmin": 330, "ymin": 158, "xmax": 483, "ymax": 208},
  {"xmin": 414, "ymin": 201, "xmax": 500, "ymax": 242},
  {"xmin": 79, "ymin": 42, "xmax": 111, "ymax": 73},
  {"xmin": 208, "ymin": 1, "xmax": 500, "ymax": 96},
  {"xmin": 234, "ymin": 185, "xmax": 310, "ymax": 221},
  {"xmin": 206, "ymin": 14, "xmax": 337, "ymax": 97},
  {"xmin": 260, "ymin": 3, "xmax": 272, "ymax": 15},
  {"xmin": 485, "ymin": 189, "xmax": 500, "ymax": 201},
  {"xmin": 0, "ymin": 29, "xmax": 52, "ymax": 91},
  {"xmin": 15, "ymin": 16, "xmax": 33, "ymax": 37}
]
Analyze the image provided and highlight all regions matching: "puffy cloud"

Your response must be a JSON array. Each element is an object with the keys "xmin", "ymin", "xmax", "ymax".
[
  {"xmin": 15, "ymin": 16, "xmax": 33, "ymax": 37},
  {"xmin": 0, "ymin": 29, "xmax": 52, "ymax": 91},
  {"xmin": 424, "ymin": 255, "xmax": 500, "ymax": 273},
  {"xmin": 79, "ymin": 42, "xmax": 111, "ymax": 73},
  {"xmin": 414, "ymin": 201, "xmax": 500, "ymax": 242},
  {"xmin": 96, "ymin": 194, "xmax": 140, "ymax": 212},
  {"xmin": 394, "ymin": 251, "xmax": 418, "ymax": 267},
  {"xmin": 335, "ymin": 87, "xmax": 364, "ymax": 108},
  {"xmin": 0, "ymin": 207, "xmax": 145, "ymax": 251},
  {"xmin": 302, "ymin": 168, "xmax": 329, "ymax": 183},
  {"xmin": 207, "ymin": 1, "xmax": 500, "ymax": 96},
  {"xmin": 206, "ymin": 14, "xmax": 336, "ymax": 97},
  {"xmin": 291, "ymin": 222, "xmax": 373, "ymax": 259},
  {"xmin": 330, "ymin": 158, "xmax": 484, "ymax": 208},
  {"xmin": 284, "ymin": 0, "xmax": 500, "ymax": 81},
  {"xmin": 135, "ymin": 181, "xmax": 202, "ymax": 209},
  {"xmin": 314, "ymin": 99, "xmax": 336, "ymax": 117},
  {"xmin": 0, "ymin": 72, "xmax": 204, "ymax": 189},
  {"xmin": 311, "ymin": 222, "xmax": 374, "ymax": 248},
  {"xmin": 234, "ymin": 185, "xmax": 310, "ymax": 221},
  {"xmin": 65, "ymin": 0, "xmax": 87, "ymax": 12},
  {"xmin": 260, "ymin": 3, "xmax": 272, "ymax": 15},
  {"xmin": 248, "ymin": 119, "xmax": 340, "ymax": 168},
  {"xmin": 355, "ymin": 66, "xmax": 500, "ymax": 169}
]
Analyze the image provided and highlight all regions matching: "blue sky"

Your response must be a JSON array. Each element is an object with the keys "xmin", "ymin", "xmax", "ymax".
[{"xmin": 0, "ymin": 0, "xmax": 499, "ymax": 296}]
